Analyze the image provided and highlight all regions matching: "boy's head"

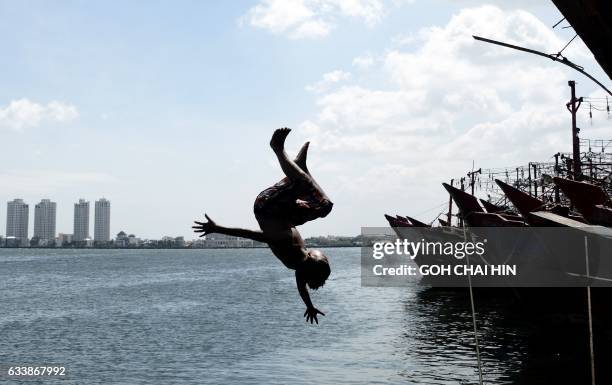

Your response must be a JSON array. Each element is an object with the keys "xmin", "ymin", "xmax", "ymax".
[{"xmin": 300, "ymin": 249, "xmax": 331, "ymax": 289}]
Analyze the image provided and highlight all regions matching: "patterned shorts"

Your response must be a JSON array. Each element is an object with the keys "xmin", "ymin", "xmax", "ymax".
[{"xmin": 254, "ymin": 177, "xmax": 333, "ymax": 226}]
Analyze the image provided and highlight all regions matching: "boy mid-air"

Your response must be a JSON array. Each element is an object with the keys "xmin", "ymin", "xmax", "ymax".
[{"xmin": 193, "ymin": 128, "xmax": 333, "ymax": 324}]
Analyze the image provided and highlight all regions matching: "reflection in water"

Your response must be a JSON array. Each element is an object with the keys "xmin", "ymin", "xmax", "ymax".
[{"xmin": 402, "ymin": 287, "xmax": 612, "ymax": 384}]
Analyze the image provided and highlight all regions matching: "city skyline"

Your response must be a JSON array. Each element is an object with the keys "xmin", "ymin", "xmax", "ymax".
[{"xmin": 3, "ymin": 197, "xmax": 113, "ymax": 244}]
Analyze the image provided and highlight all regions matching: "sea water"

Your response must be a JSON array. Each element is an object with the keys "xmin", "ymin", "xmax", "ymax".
[{"xmin": 0, "ymin": 248, "xmax": 597, "ymax": 384}]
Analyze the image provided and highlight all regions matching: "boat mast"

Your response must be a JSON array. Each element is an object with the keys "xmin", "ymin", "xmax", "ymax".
[
  {"xmin": 567, "ymin": 80, "xmax": 582, "ymax": 179},
  {"xmin": 472, "ymin": 35, "xmax": 607, "ymax": 181}
]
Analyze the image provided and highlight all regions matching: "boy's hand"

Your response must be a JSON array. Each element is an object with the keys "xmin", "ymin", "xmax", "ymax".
[
  {"xmin": 270, "ymin": 127, "xmax": 291, "ymax": 153},
  {"xmin": 192, "ymin": 214, "xmax": 217, "ymax": 237},
  {"xmin": 304, "ymin": 306, "xmax": 325, "ymax": 324}
]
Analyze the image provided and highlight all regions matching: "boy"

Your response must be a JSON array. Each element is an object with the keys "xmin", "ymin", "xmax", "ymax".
[{"xmin": 193, "ymin": 128, "xmax": 333, "ymax": 324}]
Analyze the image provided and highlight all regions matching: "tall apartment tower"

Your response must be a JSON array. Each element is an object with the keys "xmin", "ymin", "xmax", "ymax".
[
  {"xmin": 94, "ymin": 198, "xmax": 111, "ymax": 242},
  {"xmin": 73, "ymin": 199, "xmax": 90, "ymax": 241},
  {"xmin": 6, "ymin": 199, "xmax": 29, "ymax": 245},
  {"xmin": 34, "ymin": 199, "xmax": 57, "ymax": 242}
]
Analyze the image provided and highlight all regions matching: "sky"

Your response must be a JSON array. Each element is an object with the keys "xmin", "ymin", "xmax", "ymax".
[{"xmin": 1, "ymin": 0, "xmax": 611, "ymax": 239}]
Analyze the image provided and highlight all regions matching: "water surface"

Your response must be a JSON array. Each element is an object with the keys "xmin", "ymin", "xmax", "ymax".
[{"xmin": 0, "ymin": 248, "xmax": 603, "ymax": 384}]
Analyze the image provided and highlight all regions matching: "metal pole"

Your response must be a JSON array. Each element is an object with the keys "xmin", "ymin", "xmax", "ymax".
[
  {"xmin": 459, "ymin": 178, "xmax": 465, "ymax": 228},
  {"xmin": 516, "ymin": 167, "xmax": 519, "ymax": 183},
  {"xmin": 468, "ymin": 168, "xmax": 481, "ymax": 196},
  {"xmin": 585, "ymin": 236, "xmax": 595, "ymax": 385},
  {"xmin": 554, "ymin": 153, "xmax": 560, "ymax": 203},
  {"xmin": 532, "ymin": 164, "xmax": 538, "ymax": 198},
  {"xmin": 528, "ymin": 163, "xmax": 532, "ymax": 196},
  {"xmin": 471, "ymin": 175, "xmax": 475, "ymax": 196},
  {"xmin": 472, "ymin": 36, "xmax": 612, "ymax": 96},
  {"xmin": 447, "ymin": 179, "xmax": 454, "ymax": 226},
  {"xmin": 568, "ymin": 81, "xmax": 582, "ymax": 179}
]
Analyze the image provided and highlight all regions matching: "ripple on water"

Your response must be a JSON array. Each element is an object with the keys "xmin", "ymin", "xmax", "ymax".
[{"xmin": 1, "ymin": 248, "xmax": 607, "ymax": 384}]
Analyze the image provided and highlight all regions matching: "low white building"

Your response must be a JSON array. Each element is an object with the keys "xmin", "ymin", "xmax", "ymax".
[{"xmin": 193, "ymin": 233, "xmax": 264, "ymax": 248}]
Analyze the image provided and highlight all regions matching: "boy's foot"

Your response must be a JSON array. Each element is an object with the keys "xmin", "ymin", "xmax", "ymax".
[{"xmin": 270, "ymin": 127, "xmax": 291, "ymax": 153}]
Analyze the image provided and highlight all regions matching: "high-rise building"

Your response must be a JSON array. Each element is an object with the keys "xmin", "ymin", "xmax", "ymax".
[
  {"xmin": 6, "ymin": 199, "xmax": 29, "ymax": 246},
  {"xmin": 94, "ymin": 198, "xmax": 111, "ymax": 242},
  {"xmin": 34, "ymin": 199, "xmax": 57, "ymax": 243},
  {"xmin": 73, "ymin": 199, "xmax": 90, "ymax": 241}
]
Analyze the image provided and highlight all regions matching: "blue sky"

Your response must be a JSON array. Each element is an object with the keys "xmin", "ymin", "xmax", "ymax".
[{"xmin": 1, "ymin": 1, "xmax": 610, "ymax": 239}]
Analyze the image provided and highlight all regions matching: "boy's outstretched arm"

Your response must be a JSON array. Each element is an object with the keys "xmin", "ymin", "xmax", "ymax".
[
  {"xmin": 193, "ymin": 214, "xmax": 268, "ymax": 243},
  {"xmin": 296, "ymin": 271, "xmax": 325, "ymax": 324}
]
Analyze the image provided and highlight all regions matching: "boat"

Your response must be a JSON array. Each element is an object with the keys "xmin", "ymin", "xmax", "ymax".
[
  {"xmin": 404, "ymin": 215, "xmax": 429, "ymax": 227},
  {"xmin": 442, "ymin": 182, "xmax": 525, "ymax": 227},
  {"xmin": 494, "ymin": 179, "xmax": 545, "ymax": 219},
  {"xmin": 553, "ymin": 177, "xmax": 612, "ymax": 227},
  {"xmin": 479, "ymin": 199, "xmax": 505, "ymax": 213},
  {"xmin": 494, "ymin": 178, "xmax": 586, "ymax": 225}
]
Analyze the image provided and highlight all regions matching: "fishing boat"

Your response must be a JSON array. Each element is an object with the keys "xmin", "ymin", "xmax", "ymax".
[
  {"xmin": 443, "ymin": 183, "xmax": 525, "ymax": 227},
  {"xmin": 404, "ymin": 215, "xmax": 429, "ymax": 227},
  {"xmin": 553, "ymin": 177, "xmax": 612, "ymax": 227},
  {"xmin": 479, "ymin": 199, "xmax": 505, "ymax": 213},
  {"xmin": 495, "ymin": 179, "xmax": 586, "ymax": 225}
]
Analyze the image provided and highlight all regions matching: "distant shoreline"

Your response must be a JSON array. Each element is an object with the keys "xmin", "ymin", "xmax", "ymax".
[{"xmin": 0, "ymin": 245, "xmax": 361, "ymax": 250}]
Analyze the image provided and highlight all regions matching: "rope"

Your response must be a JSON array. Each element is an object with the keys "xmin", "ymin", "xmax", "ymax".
[
  {"xmin": 463, "ymin": 225, "xmax": 484, "ymax": 384},
  {"xmin": 428, "ymin": 210, "xmax": 448, "ymax": 226},
  {"xmin": 585, "ymin": 236, "xmax": 595, "ymax": 385},
  {"xmin": 552, "ymin": 17, "xmax": 565, "ymax": 29},
  {"xmin": 557, "ymin": 34, "xmax": 578, "ymax": 56}
]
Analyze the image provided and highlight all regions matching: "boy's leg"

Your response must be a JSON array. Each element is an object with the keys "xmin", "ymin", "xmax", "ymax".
[
  {"xmin": 267, "ymin": 128, "xmax": 332, "ymax": 224},
  {"xmin": 270, "ymin": 128, "xmax": 312, "ymax": 183},
  {"xmin": 294, "ymin": 141, "xmax": 310, "ymax": 175}
]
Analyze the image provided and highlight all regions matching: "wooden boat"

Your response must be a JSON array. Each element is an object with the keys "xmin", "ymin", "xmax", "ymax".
[
  {"xmin": 479, "ymin": 199, "xmax": 505, "ymax": 213},
  {"xmin": 404, "ymin": 215, "xmax": 429, "ymax": 227},
  {"xmin": 528, "ymin": 211, "xmax": 612, "ymax": 284},
  {"xmin": 384, "ymin": 214, "xmax": 411, "ymax": 227},
  {"xmin": 478, "ymin": 198, "xmax": 523, "ymax": 221},
  {"xmin": 442, "ymin": 183, "xmax": 483, "ymax": 214},
  {"xmin": 553, "ymin": 177, "xmax": 612, "ymax": 227},
  {"xmin": 443, "ymin": 182, "xmax": 524, "ymax": 227},
  {"xmin": 495, "ymin": 179, "xmax": 585, "ymax": 225},
  {"xmin": 528, "ymin": 211, "xmax": 588, "ymax": 227},
  {"xmin": 494, "ymin": 179, "xmax": 545, "ymax": 219}
]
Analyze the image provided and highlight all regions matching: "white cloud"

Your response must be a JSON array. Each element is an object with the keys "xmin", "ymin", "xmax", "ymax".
[
  {"xmin": 298, "ymin": 5, "xmax": 607, "ymax": 224},
  {"xmin": 452, "ymin": 0, "xmax": 552, "ymax": 11},
  {"xmin": 242, "ymin": 0, "xmax": 386, "ymax": 39},
  {"xmin": 333, "ymin": 0, "xmax": 385, "ymax": 26},
  {"xmin": 352, "ymin": 53, "xmax": 375, "ymax": 69},
  {"xmin": 0, "ymin": 170, "xmax": 116, "ymax": 196},
  {"xmin": 305, "ymin": 70, "xmax": 351, "ymax": 93},
  {"xmin": 0, "ymin": 99, "xmax": 78, "ymax": 131}
]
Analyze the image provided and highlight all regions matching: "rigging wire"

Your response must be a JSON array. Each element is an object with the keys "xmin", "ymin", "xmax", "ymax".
[
  {"xmin": 413, "ymin": 201, "xmax": 448, "ymax": 217},
  {"xmin": 557, "ymin": 33, "xmax": 578, "ymax": 56},
  {"xmin": 552, "ymin": 17, "xmax": 566, "ymax": 29},
  {"xmin": 462, "ymin": 224, "xmax": 484, "ymax": 385},
  {"xmin": 585, "ymin": 237, "xmax": 596, "ymax": 385}
]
